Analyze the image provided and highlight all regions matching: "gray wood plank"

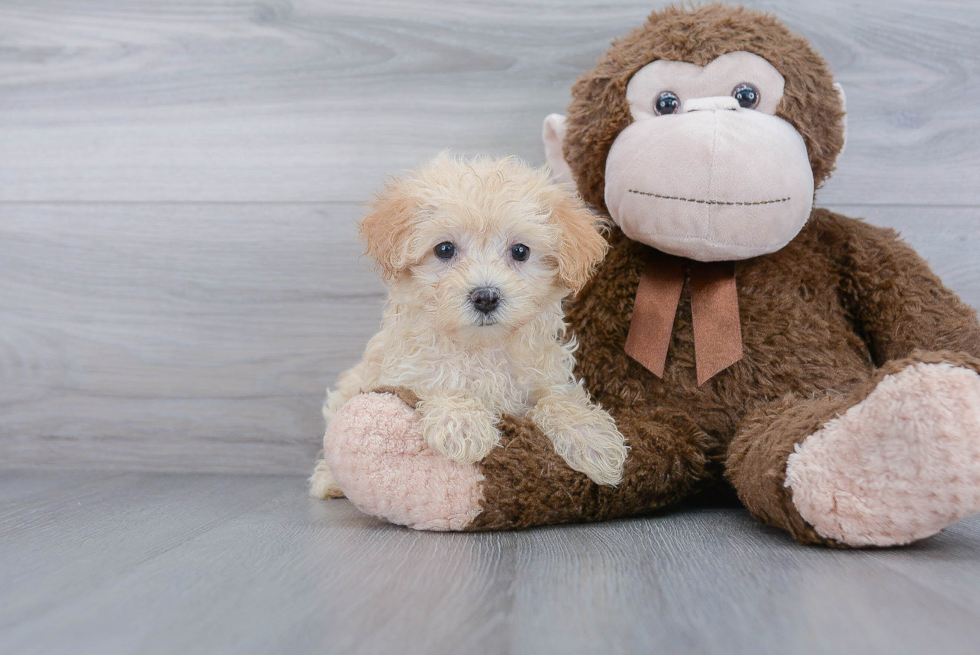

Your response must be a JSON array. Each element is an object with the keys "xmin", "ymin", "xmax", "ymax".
[
  {"xmin": 508, "ymin": 514, "xmax": 980, "ymax": 654},
  {"xmin": 0, "ymin": 203, "xmax": 381, "ymax": 473},
  {"xmin": 3, "ymin": 472, "xmax": 980, "ymax": 655},
  {"xmin": 0, "ymin": 0, "xmax": 978, "ymax": 204},
  {"xmin": 3, "ymin": 204, "xmax": 979, "ymax": 474},
  {"xmin": 857, "ymin": 517, "xmax": 980, "ymax": 619},
  {"xmin": 0, "ymin": 473, "xmax": 291, "ymax": 632},
  {"xmin": 0, "ymin": 469, "xmax": 128, "ymax": 506}
]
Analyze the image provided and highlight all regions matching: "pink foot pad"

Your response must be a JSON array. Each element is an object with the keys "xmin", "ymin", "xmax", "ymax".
[
  {"xmin": 786, "ymin": 363, "xmax": 980, "ymax": 546},
  {"xmin": 323, "ymin": 392, "xmax": 485, "ymax": 531}
]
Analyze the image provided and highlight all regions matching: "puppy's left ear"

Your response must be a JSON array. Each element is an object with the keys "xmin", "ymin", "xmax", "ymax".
[{"xmin": 550, "ymin": 192, "xmax": 608, "ymax": 294}]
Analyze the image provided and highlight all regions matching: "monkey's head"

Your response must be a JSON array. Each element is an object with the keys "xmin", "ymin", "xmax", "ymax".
[{"xmin": 544, "ymin": 4, "xmax": 846, "ymax": 262}]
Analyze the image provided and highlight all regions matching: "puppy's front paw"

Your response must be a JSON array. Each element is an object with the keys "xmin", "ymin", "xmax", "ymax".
[
  {"xmin": 417, "ymin": 396, "xmax": 501, "ymax": 464},
  {"xmin": 539, "ymin": 407, "xmax": 627, "ymax": 487}
]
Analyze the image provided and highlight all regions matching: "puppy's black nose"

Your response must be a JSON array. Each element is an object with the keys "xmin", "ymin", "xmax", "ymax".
[{"xmin": 470, "ymin": 287, "xmax": 500, "ymax": 314}]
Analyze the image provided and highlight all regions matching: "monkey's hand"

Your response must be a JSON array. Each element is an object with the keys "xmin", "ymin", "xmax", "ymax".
[
  {"xmin": 416, "ymin": 394, "xmax": 502, "ymax": 464},
  {"xmin": 529, "ymin": 387, "xmax": 628, "ymax": 487}
]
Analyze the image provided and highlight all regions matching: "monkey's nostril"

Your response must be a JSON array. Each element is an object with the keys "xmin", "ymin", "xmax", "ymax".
[{"xmin": 470, "ymin": 287, "xmax": 501, "ymax": 314}]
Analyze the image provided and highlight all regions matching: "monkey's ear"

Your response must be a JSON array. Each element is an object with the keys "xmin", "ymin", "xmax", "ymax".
[
  {"xmin": 357, "ymin": 184, "xmax": 418, "ymax": 283},
  {"xmin": 834, "ymin": 83, "xmax": 848, "ymax": 158},
  {"xmin": 542, "ymin": 114, "xmax": 576, "ymax": 186},
  {"xmin": 550, "ymin": 193, "xmax": 608, "ymax": 294}
]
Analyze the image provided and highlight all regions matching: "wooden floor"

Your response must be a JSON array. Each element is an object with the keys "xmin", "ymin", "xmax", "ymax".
[
  {"xmin": 4, "ymin": 1, "xmax": 980, "ymax": 653},
  {"xmin": 2, "ymin": 472, "xmax": 980, "ymax": 655}
]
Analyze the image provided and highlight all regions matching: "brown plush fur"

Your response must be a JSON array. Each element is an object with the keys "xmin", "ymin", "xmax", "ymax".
[{"xmin": 564, "ymin": 3, "xmax": 845, "ymax": 213}]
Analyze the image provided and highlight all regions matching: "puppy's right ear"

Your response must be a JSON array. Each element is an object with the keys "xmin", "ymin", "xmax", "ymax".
[{"xmin": 358, "ymin": 183, "xmax": 418, "ymax": 283}]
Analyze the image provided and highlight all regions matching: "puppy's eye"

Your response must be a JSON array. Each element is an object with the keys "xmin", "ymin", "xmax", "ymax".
[
  {"xmin": 434, "ymin": 242, "xmax": 456, "ymax": 260},
  {"xmin": 510, "ymin": 244, "xmax": 530, "ymax": 262}
]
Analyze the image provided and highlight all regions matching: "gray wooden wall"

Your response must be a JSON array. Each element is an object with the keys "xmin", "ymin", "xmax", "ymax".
[{"xmin": 2, "ymin": 0, "xmax": 979, "ymax": 474}]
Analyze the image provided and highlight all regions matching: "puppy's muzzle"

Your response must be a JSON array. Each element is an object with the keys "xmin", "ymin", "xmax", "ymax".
[{"xmin": 470, "ymin": 287, "xmax": 501, "ymax": 315}]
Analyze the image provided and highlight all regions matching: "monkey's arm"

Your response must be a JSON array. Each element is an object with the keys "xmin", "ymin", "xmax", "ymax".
[{"xmin": 831, "ymin": 211, "xmax": 980, "ymax": 364}]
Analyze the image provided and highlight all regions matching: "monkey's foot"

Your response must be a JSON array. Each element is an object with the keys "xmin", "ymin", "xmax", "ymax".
[
  {"xmin": 323, "ymin": 392, "xmax": 485, "ymax": 531},
  {"xmin": 786, "ymin": 362, "xmax": 980, "ymax": 546}
]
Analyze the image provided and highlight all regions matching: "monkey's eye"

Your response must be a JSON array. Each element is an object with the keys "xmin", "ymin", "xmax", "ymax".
[
  {"xmin": 434, "ymin": 241, "xmax": 456, "ymax": 260},
  {"xmin": 510, "ymin": 244, "xmax": 530, "ymax": 262},
  {"xmin": 654, "ymin": 91, "xmax": 680, "ymax": 115},
  {"xmin": 732, "ymin": 83, "xmax": 760, "ymax": 109}
]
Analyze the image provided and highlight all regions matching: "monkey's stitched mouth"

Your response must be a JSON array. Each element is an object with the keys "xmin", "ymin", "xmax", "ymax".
[{"xmin": 628, "ymin": 189, "xmax": 790, "ymax": 206}]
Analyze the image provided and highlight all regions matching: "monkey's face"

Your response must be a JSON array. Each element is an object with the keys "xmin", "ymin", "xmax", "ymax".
[{"xmin": 603, "ymin": 52, "xmax": 815, "ymax": 262}]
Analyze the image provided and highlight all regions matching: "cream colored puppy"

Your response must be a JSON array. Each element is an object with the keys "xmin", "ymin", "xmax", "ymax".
[{"xmin": 310, "ymin": 154, "xmax": 627, "ymax": 499}]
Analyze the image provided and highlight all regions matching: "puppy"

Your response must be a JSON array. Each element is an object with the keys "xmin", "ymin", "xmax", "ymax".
[{"xmin": 310, "ymin": 154, "xmax": 627, "ymax": 499}]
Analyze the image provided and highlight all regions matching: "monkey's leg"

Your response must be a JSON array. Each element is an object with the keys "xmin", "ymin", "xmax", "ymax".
[
  {"xmin": 324, "ymin": 388, "xmax": 716, "ymax": 531},
  {"xmin": 469, "ymin": 405, "xmax": 717, "ymax": 530},
  {"xmin": 727, "ymin": 352, "xmax": 980, "ymax": 547}
]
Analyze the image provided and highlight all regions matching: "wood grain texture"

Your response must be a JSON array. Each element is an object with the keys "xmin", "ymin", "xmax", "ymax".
[
  {"xmin": 0, "ymin": 203, "xmax": 382, "ymax": 473},
  {"xmin": 0, "ymin": 0, "xmax": 978, "ymax": 204},
  {"xmin": 2, "ymin": 473, "xmax": 980, "ymax": 655}
]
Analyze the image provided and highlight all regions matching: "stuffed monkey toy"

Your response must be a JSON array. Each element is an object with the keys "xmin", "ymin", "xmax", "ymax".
[{"xmin": 319, "ymin": 3, "xmax": 980, "ymax": 547}]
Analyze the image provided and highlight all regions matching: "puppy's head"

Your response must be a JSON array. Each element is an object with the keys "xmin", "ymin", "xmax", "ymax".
[{"xmin": 359, "ymin": 153, "xmax": 607, "ymax": 339}]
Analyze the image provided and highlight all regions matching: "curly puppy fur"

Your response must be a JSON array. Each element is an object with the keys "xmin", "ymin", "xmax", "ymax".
[{"xmin": 310, "ymin": 154, "xmax": 627, "ymax": 498}]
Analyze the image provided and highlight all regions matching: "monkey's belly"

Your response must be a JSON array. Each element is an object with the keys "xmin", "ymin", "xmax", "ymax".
[
  {"xmin": 575, "ymin": 227, "xmax": 876, "ymax": 442},
  {"xmin": 590, "ymin": 336, "xmax": 871, "ymax": 444}
]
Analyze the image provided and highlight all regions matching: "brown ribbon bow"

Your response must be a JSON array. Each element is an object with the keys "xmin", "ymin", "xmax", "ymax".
[{"xmin": 624, "ymin": 254, "xmax": 743, "ymax": 386}]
